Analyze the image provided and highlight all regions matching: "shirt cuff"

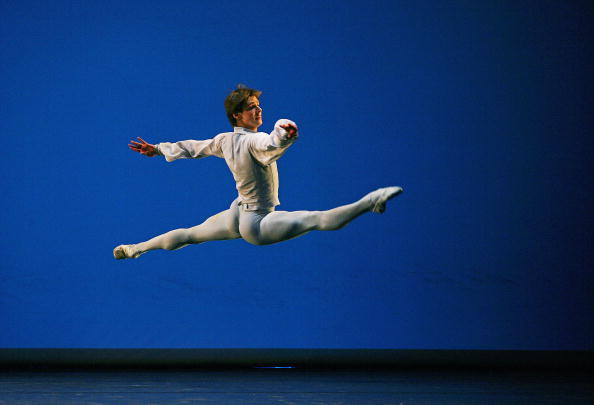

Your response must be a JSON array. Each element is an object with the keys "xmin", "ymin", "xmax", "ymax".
[{"xmin": 272, "ymin": 119, "xmax": 298, "ymax": 147}]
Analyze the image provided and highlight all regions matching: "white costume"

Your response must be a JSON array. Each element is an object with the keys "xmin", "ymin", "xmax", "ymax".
[
  {"xmin": 114, "ymin": 119, "xmax": 402, "ymax": 259},
  {"xmin": 156, "ymin": 119, "xmax": 296, "ymax": 211}
]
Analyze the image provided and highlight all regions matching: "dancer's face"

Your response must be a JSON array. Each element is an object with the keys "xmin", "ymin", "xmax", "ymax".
[{"xmin": 234, "ymin": 96, "xmax": 262, "ymax": 131}]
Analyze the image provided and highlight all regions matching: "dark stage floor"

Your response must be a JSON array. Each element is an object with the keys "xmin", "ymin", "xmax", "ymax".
[{"xmin": 1, "ymin": 368, "xmax": 592, "ymax": 404}]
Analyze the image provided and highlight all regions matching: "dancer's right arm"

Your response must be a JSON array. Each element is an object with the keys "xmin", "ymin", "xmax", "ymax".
[{"xmin": 131, "ymin": 135, "xmax": 224, "ymax": 162}]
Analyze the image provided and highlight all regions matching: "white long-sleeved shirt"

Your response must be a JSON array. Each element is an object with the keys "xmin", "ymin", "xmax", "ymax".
[{"xmin": 155, "ymin": 119, "xmax": 298, "ymax": 210}]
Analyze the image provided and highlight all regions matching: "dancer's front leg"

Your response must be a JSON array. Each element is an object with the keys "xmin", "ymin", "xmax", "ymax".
[
  {"xmin": 251, "ymin": 200, "xmax": 367, "ymax": 245},
  {"xmin": 114, "ymin": 206, "xmax": 241, "ymax": 259},
  {"xmin": 241, "ymin": 186, "xmax": 403, "ymax": 246}
]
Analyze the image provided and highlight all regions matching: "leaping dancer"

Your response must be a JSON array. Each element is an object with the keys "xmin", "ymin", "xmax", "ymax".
[{"xmin": 114, "ymin": 86, "xmax": 403, "ymax": 259}]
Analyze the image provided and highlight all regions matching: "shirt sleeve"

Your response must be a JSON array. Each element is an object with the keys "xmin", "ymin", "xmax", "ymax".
[
  {"xmin": 156, "ymin": 135, "xmax": 224, "ymax": 162},
  {"xmin": 248, "ymin": 119, "xmax": 298, "ymax": 166}
]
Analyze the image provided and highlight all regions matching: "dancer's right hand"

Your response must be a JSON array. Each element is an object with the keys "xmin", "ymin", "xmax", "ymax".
[{"xmin": 129, "ymin": 137, "xmax": 158, "ymax": 157}]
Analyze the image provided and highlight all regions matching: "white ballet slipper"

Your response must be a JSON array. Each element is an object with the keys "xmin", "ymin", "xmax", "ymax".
[
  {"xmin": 368, "ymin": 186, "xmax": 403, "ymax": 213},
  {"xmin": 113, "ymin": 244, "xmax": 141, "ymax": 259}
]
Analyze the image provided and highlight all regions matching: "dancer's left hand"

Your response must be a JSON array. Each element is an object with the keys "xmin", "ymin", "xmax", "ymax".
[{"xmin": 280, "ymin": 123, "xmax": 298, "ymax": 139}]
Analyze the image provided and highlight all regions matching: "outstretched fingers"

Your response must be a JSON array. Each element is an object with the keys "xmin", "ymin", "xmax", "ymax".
[
  {"xmin": 127, "ymin": 137, "xmax": 157, "ymax": 156},
  {"xmin": 128, "ymin": 140, "xmax": 142, "ymax": 152}
]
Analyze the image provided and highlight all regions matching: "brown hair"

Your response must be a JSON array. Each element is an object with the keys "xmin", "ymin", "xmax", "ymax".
[{"xmin": 224, "ymin": 84, "xmax": 262, "ymax": 126}]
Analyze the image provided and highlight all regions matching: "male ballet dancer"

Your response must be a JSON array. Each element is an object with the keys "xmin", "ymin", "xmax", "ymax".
[{"xmin": 114, "ymin": 86, "xmax": 402, "ymax": 259}]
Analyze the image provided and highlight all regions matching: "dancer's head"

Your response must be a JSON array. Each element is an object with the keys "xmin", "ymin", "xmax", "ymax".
[{"xmin": 224, "ymin": 85, "xmax": 263, "ymax": 130}]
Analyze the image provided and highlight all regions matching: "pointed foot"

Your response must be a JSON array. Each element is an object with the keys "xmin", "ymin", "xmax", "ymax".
[
  {"xmin": 113, "ymin": 244, "xmax": 140, "ymax": 259},
  {"xmin": 368, "ymin": 186, "xmax": 403, "ymax": 213}
]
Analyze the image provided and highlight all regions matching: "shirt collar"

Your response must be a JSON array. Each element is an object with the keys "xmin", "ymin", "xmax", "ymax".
[{"xmin": 234, "ymin": 127, "xmax": 257, "ymax": 134}]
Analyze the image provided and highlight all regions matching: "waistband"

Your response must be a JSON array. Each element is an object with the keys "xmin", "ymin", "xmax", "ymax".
[{"xmin": 237, "ymin": 200, "xmax": 274, "ymax": 212}]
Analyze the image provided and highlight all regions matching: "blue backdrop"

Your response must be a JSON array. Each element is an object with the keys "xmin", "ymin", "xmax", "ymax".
[{"xmin": 1, "ymin": 0, "xmax": 592, "ymax": 350}]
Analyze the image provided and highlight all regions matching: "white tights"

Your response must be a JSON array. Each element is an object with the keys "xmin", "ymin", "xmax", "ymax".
[{"xmin": 134, "ymin": 194, "xmax": 374, "ymax": 255}]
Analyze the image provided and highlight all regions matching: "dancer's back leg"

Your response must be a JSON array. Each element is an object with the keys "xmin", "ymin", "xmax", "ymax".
[{"xmin": 114, "ymin": 201, "xmax": 241, "ymax": 259}]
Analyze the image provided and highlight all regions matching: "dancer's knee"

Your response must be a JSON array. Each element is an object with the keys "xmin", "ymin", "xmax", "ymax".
[
  {"xmin": 317, "ymin": 210, "xmax": 347, "ymax": 231},
  {"xmin": 162, "ymin": 228, "xmax": 192, "ymax": 250}
]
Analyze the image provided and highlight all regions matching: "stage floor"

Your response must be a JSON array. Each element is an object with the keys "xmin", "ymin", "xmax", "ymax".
[{"xmin": 1, "ymin": 368, "xmax": 592, "ymax": 404}]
